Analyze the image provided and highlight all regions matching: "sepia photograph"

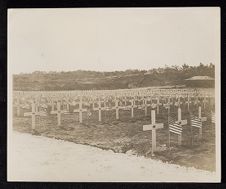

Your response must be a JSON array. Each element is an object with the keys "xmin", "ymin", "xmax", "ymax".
[{"xmin": 7, "ymin": 8, "xmax": 221, "ymax": 182}]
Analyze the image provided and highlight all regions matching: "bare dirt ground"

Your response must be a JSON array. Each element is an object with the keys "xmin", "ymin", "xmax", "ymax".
[{"xmin": 13, "ymin": 104, "xmax": 216, "ymax": 172}]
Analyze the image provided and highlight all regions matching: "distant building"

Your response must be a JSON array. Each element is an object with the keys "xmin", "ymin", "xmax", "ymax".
[{"xmin": 185, "ymin": 76, "xmax": 214, "ymax": 88}]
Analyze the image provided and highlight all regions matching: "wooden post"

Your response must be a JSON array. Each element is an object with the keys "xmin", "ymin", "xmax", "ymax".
[
  {"xmin": 156, "ymin": 98, "xmax": 161, "ymax": 114},
  {"xmin": 31, "ymin": 101, "xmax": 36, "ymax": 130},
  {"xmin": 144, "ymin": 98, "xmax": 148, "ymax": 116},
  {"xmin": 151, "ymin": 110, "xmax": 156, "ymax": 154},
  {"xmin": 178, "ymin": 108, "xmax": 182, "ymax": 145},
  {"xmin": 176, "ymin": 107, "xmax": 187, "ymax": 145},
  {"xmin": 57, "ymin": 101, "xmax": 61, "ymax": 126},
  {"xmin": 131, "ymin": 100, "xmax": 134, "ymax": 118},
  {"xmin": 198, "ymin": 106, "xmax": 207, "ymax": 138},
  {"xmin": 187, "ymin": 95, "xmax": 191, "ymax": 111},
  {"xmin": 199, "ymin": 107, "xmax": 202, "ymax": 138},
  {"xmin": 198, "ymin": 106, "xmax": 202, "ymax": 119},
  {"xmin": 115, "ymin": 100, "xmax": 119, "ymax": 120},
  {"xmin": 98, "ymin": 100, "xmax": 101, "ymax": 122}
]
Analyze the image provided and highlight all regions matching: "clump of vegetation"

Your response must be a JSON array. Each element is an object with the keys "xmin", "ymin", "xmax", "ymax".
[{"xmin": 13, "ymin": 63, "xmax": 214, "ymax": 91}]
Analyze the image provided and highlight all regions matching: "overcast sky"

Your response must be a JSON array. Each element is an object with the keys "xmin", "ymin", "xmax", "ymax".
[{"xmin": 8, "ymin": 8, "xmax": 220, "ymax": 74}]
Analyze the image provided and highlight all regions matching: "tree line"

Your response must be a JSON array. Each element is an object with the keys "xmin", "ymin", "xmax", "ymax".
[{"xmin": 13, "ymin": 63, "xmax": 215, "ymax": 91}]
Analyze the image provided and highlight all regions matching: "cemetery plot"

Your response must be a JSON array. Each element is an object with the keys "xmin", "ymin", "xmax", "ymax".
[{"xmin": 12, "ymin": 88, "xmax": 216, "ymax": 172}]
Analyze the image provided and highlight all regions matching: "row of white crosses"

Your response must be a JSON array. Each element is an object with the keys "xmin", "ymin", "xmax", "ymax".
[
  {"xmin": 24, "ymin": 101, "xmax": 47, "ymax": 132},
  {"xmin": 16, "ymin": 91, "xmax": 214, "ymax": 125},
  {"xmin": 142, "ymin": 104, "xmax": 209, "ymax": 155},
  {"xmin": 170, "ymin": 104, "xmax": 208, "ymax": 145}
]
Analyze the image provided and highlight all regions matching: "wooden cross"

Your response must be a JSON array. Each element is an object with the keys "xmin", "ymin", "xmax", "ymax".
[
  {"xmin": 143, "ymin": 110, "xmax": 164, "ymax": 156},
  {"xmin": 50, "ymin": 101, "xmax": 68, "ymax": 126},
  {"xmin": 176, "ymin": 107, "xmax": 187, "ymax": 145},
  {"xmin": 93, "ymin": 100, "xmax": 103, "ymax": 122},
  {"xmin": 113, "ymin": 99, "xmax": 120, "ymax": 120},
  {"xmin": 61, "ymin": 99, "xmax": 70, "ymax": 112},
  {"xmin": 73, "ymin": 99, "xmax": 87, "ymax": 123},
  {"xmin": 185, "ymin": 95, "xmax": 192, "ymax": 111},
  {"xmin": 24, "ymin": 101, "xmax": 47, "ymax": 131},
  {"xmin": 24, "ymin": 101, "xmax": 36, "ymax": 131},
  {"xmin": 60, "ymin": 99, "xmax": 71, "ymax": 114},
  {"xmin": 142, "ymin": 97, "xmax": 151, "ymax": 116}
]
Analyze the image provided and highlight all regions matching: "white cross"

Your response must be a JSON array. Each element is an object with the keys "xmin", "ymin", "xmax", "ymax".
[
  {"xmin": 60, "ymin": 99, "xmax": 71, "ymax": 114},
  {"xmin": 93, "ymin": 100, "xmax": 103, "ymax": 122},
  {"xmin": 185, "ymin": 96, "xmax": 192, "ymax": 111},
  {"xmin": 102, "ymin": 100, "xmax": 112, "ymax": 111},
  {"xmin": 73, "ymin": 99, "xmax": 87, "ymax": 123},
  {"xmin": 141, "ymin": 97, "xmax": 151, "ymax": 116},
  {"xmin": 24, "ymin": 101, "xmax": 47, "ymax": 131},
  {"xmin": 50, "ymin": 101, "xmax": 67, "ymax": 126},
  {"xmin": 112, "ymin": 99, "xmax": 120, "ymax": 120},
  {"xmin": 36, "ymin": 103, "xmax": 48, "ymax": 116},
  {"xmin": 143, "ymin": 110, "xmax": 164, "ymax": 156}
]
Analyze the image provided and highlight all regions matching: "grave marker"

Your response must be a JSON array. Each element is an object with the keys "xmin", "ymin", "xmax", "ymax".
[
  {"xmin": 186, "ymin": 95, "xmax": 192, "ymax": 111},
  {"xmin": 114, "ymin": 99, "xmax": 119, "ymax": 120},
  {"xmin": 24, "ymin": 101, "xmax": 47, "ymax": 132},
  {"xmin": 93, "ymin": 100, "xmax": 103, "ymax": 122},
  {"xmin": 73, "ymin": 99, "xmax": 88, "ymax": 123},
  {"xmin": 50, "ymin": 101, "xmax": 67, "ymax": 126},
  {"xmin": 143, "ymin": 110, "xmax": 164, "ymax": 156},
  {"xmin": 24, "ymin": 101, "xmax": 36, "ymax": 131}
]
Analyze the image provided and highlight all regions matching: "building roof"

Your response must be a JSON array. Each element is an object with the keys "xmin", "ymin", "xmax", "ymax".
[{"xmin": 185, "ymin": 76, "xmax": 214, "ymax": 81}]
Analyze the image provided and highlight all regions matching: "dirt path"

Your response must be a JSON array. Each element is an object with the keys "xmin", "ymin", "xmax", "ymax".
[{"xmin": 8, "ymin": 131, "xmax": 218, "ymax": 182}]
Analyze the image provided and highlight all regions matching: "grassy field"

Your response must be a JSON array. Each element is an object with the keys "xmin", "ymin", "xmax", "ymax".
[{"xmin": 12, "ymin": 104, "xmax": 216, "ymax": 172}]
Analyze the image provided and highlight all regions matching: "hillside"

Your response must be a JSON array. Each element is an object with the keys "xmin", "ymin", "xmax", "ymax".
[{"xmin": 13, "ymin": 63, "xmax": 215, "ymax": 91}]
